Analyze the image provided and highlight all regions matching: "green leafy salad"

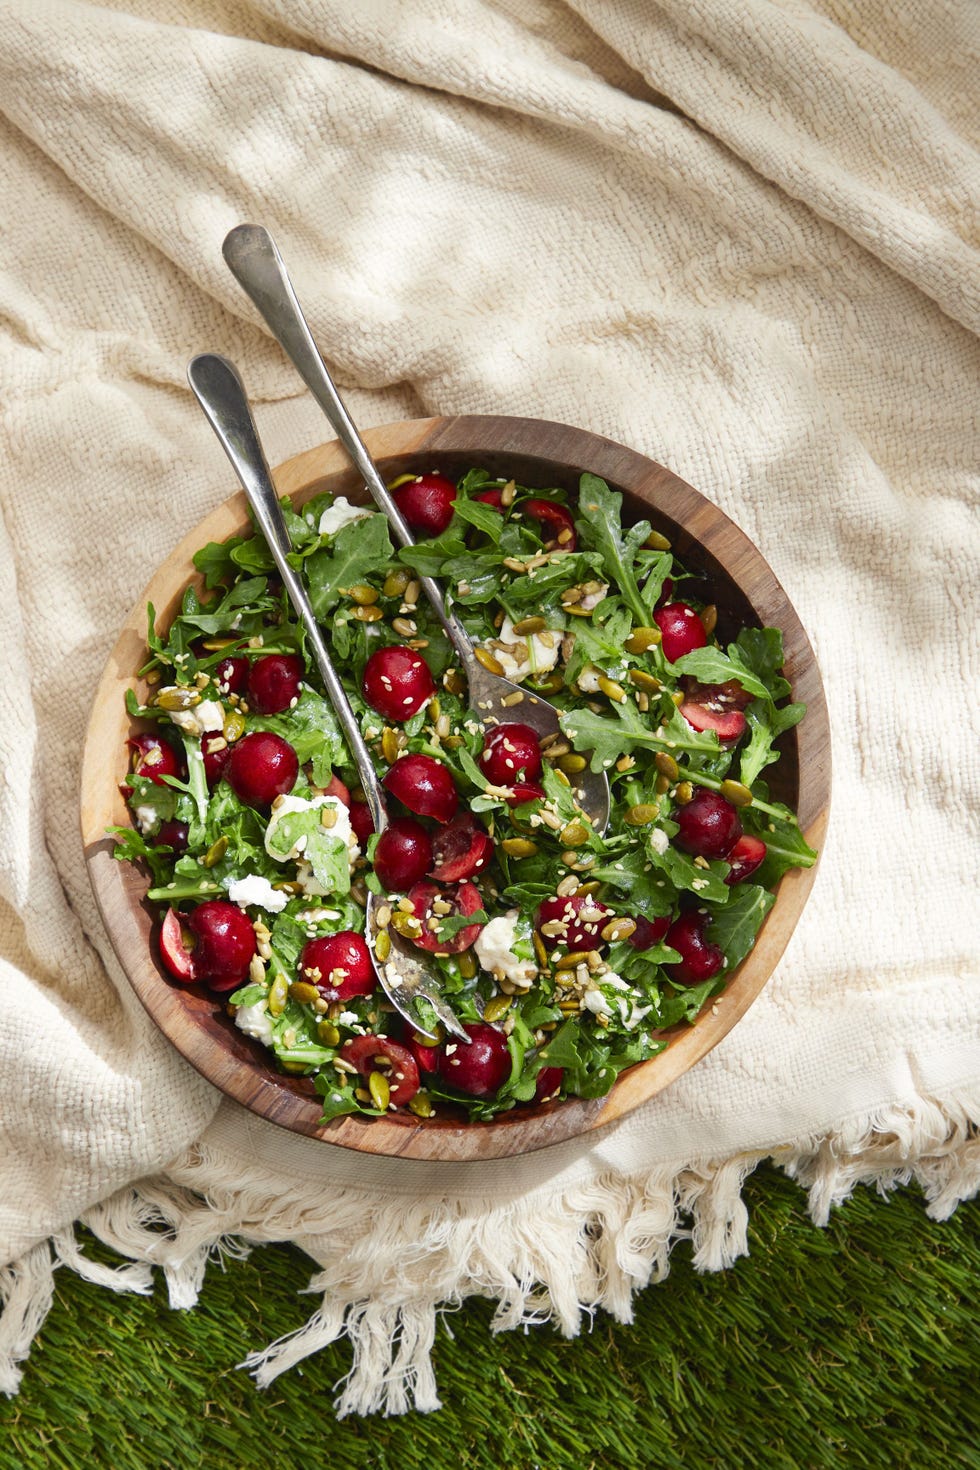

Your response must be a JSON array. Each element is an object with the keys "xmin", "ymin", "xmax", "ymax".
[{"xmin": 113, "ymin": 469, "xmax": 816, "ymax": 1123}]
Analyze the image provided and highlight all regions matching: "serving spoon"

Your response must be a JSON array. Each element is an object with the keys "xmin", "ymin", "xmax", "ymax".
[
  {"xmin": 188, "ymin": 352, "xmax": 470, "ymax": 1043},
  {"xmin": 220, "ymin": 223, "xmax": 611, "ymax": 833}
]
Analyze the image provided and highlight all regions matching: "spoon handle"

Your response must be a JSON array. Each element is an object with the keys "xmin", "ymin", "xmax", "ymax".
[
  {"xmin": 221, "ymin": 223, "xmax": 476, "ymax": 674},
  {"xmin": 187, "ymin": 353, "xmax": 388, "ymax": 832}
]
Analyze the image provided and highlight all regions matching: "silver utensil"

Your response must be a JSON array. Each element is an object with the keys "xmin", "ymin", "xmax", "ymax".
[
  {"xmin": 187, "ymin": 352, "xmax": 470, "ymax": 1043},
  {"xmin": 221, "ymin": 223, "xmax": 611, "ymax": 833}
]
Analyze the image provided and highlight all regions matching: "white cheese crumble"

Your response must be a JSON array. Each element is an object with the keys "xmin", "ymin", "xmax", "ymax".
[
  {"xmin": 264, "ymin": 793, "xmax": 359, "ymax": 865},
  {"xmin": 225, "ymin": 873, "xmax": 289, "ymax": 913},
  {"xmin": 483, "ymin": 615, "xmax": 560, "ymax": 683},
  {"xmin": 134, "ymin": 803, "xmax": 158, "ymax": 835},
  {"xmin": 576, "ymin": 664, "xmax": 603, "ymax": 694},
  {"xmin": 167, "ymin": 699, "xmax": 225, "ymax": 737},
  {"xmin": 649, "ymin": 827, "xmax": 669, "ymax": 854},
  {"xmin": 474, "ymin": 910, "xmax": 537, "ymax": 987},
  {"xmin": 317, "ymin": 496, "xmax": 370, "ymax": 537},
  {"xmin": 235, "ymin": 1000, "xmax": 275, "ymax": 1045}
]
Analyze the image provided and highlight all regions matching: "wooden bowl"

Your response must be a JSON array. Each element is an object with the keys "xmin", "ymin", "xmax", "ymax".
[{"xmin": 81, "ymin": 415, "xmax": 830, "ymax": 1161}]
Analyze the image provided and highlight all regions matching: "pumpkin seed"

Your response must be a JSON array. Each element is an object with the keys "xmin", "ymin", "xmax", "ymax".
[
  {"xmin": 289, "ymin": 981, "xmax": 320, "ymax": 1005},
  {"xmin": 443, "ymin": 668, "xmax": 465, "ymax": 695},
  {"xmin": 352, "ymin": 604, "xmax": 384, "ymax": 622},
  {"xmin": 280, "ymin": 1060, "xmax": 309, "ymax": 1074},
  {"xmin": 408, "ymin": 1092, "xmax": 434, "ymax": 1118},
  {"xmin": 268, "ymin": 973, "xmax": 289, "ymax": 1016},
  {"xmin": 474, "ymin": 646, "xmax": 505, "ymax": 675},
  {"xmin": 601, "ymin": 917, "xmax": 637, "ymax": 943},
  {"xmin": 391, "ymin": 912, "xmax": 422, "ymax": 938},
  {"xmin": 644, "ymin": 529, "xmax": 672, "ymax": 551},
  {"xmin": 624, "ymin": 803, "xmax": 659, "ymax": 826},
  {"xmin": 412, "ymin": 1026, "xmax": 444, "ymax": 1047},
  {"xmin": 317, "ymin": 1020, "xmax": 340, "ymax": 1046},
  {"xmin": 534, "ymin": 672, "xmax": 564, "ymax": 694},
  {"xmin": 558, "ymin": 998, "xmax": 582, "ymax": 1014},
  {"xmin": 628, "ymin": 668, "xmax": 661, "ymax": 692},
  {"xmin": 201, "ymin": 636, "xmax": 240, "ymax": 650},
  {"xmin": 701, "ymin": 604, "xmax": 718, "ymax": 636},
  {"xmin": 457, "ymin": 949, "xmax": 477, "ymax": 980},
  {"xmin": 559, "ymin": 819, "xmax": 590, "ymax": 847},
  {"xmin": 374, "ymin": 929, "xmax": 391, "ymax": 962},
  {"xmin": 387, "ymin": 474, "xmax": 417, "ymax": 489},
  {"xmin": 512, "ymin": 615, "xmax": 546, "ymax": 635},
  {"xmin": 144, "ymin": 668, "xmax": 161, "ymax": 686},
  {"xmin": 381, "ymin": 727, "xmax": 401, "ymax": 763},
  {"xmin": 720, "ymin": 778, "xmax": 754, "ymax": 807},
  {"xmin": 675, "ymin": 781, "xmax": 694, "ymax": 805},
  {"xmin": 348, "ymin": 583, "xmax": 379, "ymax": 606},
  {"xmin": 532, "ymin": 931, "xmax": 549, "ymax": 968},
  {"xmin": 655, "ymin": 773, "xmax": 671, "ymax": 795},
  {"xmin": 576, "ymin": 880, "xmax": 602, "ymax": 895},
  {"xmin": 427, "ymin": 696, "xmax": 441, "ymax": 721},
  {"xmin": 202, "ymin": 835, "xmax": 228, "ymax": 868},
  {"xmin": 368, "ymin": 1071, "xmax": 391, "ymax": 1111},
  {"xmin": 155, "ymin": 685, "xmax": 201, "ymax": 711},
  {"xmin": 383, "ymin": 568, "xmax": 410, "ymax": 598},
  {"xmin": 392, "ymin": 616, "xmax": 417, "ymax": 637},
  {"xmin": 501, "ymin": 837, "xmax": 539, "ymax": 858},
  {"xmin": 223, "ymin": 709, "xmax": 246, "ymax": 743},
  {"xmin": 483, "ymin": 995, "xmax": 512, "ymax": 1023},
  {"xmin": 556, "ymin": 950, "xmax": 591, "ymax": 970},
  {"xmin": 598, "ymin": 676, "xmax": 627, "ymax": 704},
  {"xmin": 558, "ymin": 753, "xmax": 587, "ymax": 774},
  {"xmin": 320, "ymin": 805, "xmax": 338, "ymax": 828},
  {"xmin": 625, "ymin": 627, "xmax": 662, "ymax": 654},
  {"xmin": 654, "ymin": 752, "xmax": 679, "ymax": 781}
]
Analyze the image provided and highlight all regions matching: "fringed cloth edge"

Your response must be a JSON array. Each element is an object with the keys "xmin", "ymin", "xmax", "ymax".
[{"xmin": 3, "ymin": 1088, "xmax": 978, "ymax": 1415}]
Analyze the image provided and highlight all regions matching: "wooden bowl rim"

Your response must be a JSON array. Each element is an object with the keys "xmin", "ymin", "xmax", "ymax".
[{"xmin": 81, "ymin": 413, "xmax": 830, "ymax": 1162}]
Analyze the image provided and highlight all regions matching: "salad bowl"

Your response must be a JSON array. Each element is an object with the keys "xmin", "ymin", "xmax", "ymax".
[{"xmin": 81, "ymin": 414, "xmax": 830, "ymax": 1161}]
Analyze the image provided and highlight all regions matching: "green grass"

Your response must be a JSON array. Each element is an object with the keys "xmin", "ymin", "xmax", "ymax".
[{"xmin": 1, "ymin": 1166, "xmax": 977, "ymax": 1470}]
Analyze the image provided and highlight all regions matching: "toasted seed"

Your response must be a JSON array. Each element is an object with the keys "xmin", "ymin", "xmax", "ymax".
[
  {"xmin": 317, "ymin": 1020, "xmax": 340, "ymax": 1046},
  {"xmin": 636, "ymin": 691, "xmax": 650, "ymax": 713},
  {"xmin": 144, "ymin": 668, "xmax": 161, "ymax": 686},
  {"xmin": 675, "ymin": 781, "xmax": 694, "ymax": 805},
  {"xmin": 431, "ymin": 897, "xmax": 452, "ymax": 916},
  {"xmin": 202, "ymin": 636, "xmax": 240, "ymax": 651},
  {"xmin": 625, "ymin": 803, "xmax": 659, "ymax": 826},
  {"xmin": 501, "ymin": 837, "xmax": 539, "ymax": 858},
  {"xmin": 576, "ymin": 881, "xmax": 602, "ymax": 895},
  {"xmin": 474, "ymin": 647, "xmax": 505, "ymax": 675},
  {"xmin": 498, "ymin": 479, "xmax": 516, "ymax": 507},
  {"xmin": 352, "ymin": 604, "xmax": 384, "ymax": 622},
  {"xmin": 558, "ymin": 998, "xmax": 582, "ymax": 1015},
  {"xmin": 615, "ymin": 755, "xmax": 635, "ymax": 773},
  {"xmin": 625, "ymin": 627, "xmax": 662, "ymax": 654},
  {"xmin": 556, "ymin": 950, "xmax": 591, "ymax": 970},
  {"xmin": 701, "ymin": 604, "xmax": 718, "ymax": 636},
  {"xmin": 375, "ymin": 904, "xmax": 392, "ymax": 928},
  {"xmin": 503, "ymin": 556, "xmax": 528, "ymax": 572},
  {"xmin": 391, "ymin": 912, "xmax": 422, "ymax": 938},
  {"xmin": 443, "ymin": 668, "xmax": 465, "ymax": 695},
  {"xmin": 368, "ymin": 1072, "xmax": 391, "ymax": 1111},
  {"xmin": 397, "ymin": 896, "xmax": 416, "ymax": 913},
  {"xmin": 560, "ymin": 850, "xmax": 581, "ymax": 866},
  {"xmin": 280, "ymin": 1060, "xmax": 310, "ymax": 1074},
  {"xmin": 374, "ymin": 929, "xmax": 391, "ymax": 962},
  {"xmin": 354, "ymin": 1086, "xmax": 372, "ymax": 1103},
  {"xmin": 248, "ymin": 953, "xmax": 266, "ymax": 984},
  {"xmin": 348, "ymin": 583, "xmax": 379, "ymax": 606},
  {"xmin": 404, "ymin": 580, "xmax": 421, "ymax": 606},
  {"xmin": 383, "ymin": 569, "xmax": 411, "ymax": 598},
  {"xmin": 200, "ymin": 835, "xmax": 227, "ymax": 868},
  {"xmin": 597, "ymin": 676, "xmax": 627, "ymax": 704},
  {"xmin": 425, "ymin": 696, "xmax": 441, "ymax": 722},
  {"xmin": 381, "ymin": 727, "xmax": 401, "ymax": 764},
  {"xmin": 320, "ymin": 805, "xmax": 338, "ymax": 829},
  {"xmin": 655, "ymin": 773, "xmax": 671, "ymax": 795},
  {"xmin": 720, "ymin": 779, "xmax": 754, "ymax": 807},
  {"xmin": 512, "ymin": 615, "xmax": 546, "ymax": 635},
  {"xmin": 350, "ymin": 877, "xmax": 369, "ymax": 906},
  {"xmin": 457, "ymin": 949, "xmax": 477, "ymax": 980},
  {"xmin": 555, "ymin": 753, "xmax": 585, "ymax": 775},
  {"xmin": 559, "ymin": 819, "xmax": 590, "ymax": 847},
  {"xmin": 194, "ymin": 671, "xmax": 211, "ymax": 691},
  {"xmin": 500, "ymin": 691, "xmax": 524, "ymax": 708},
  {"xmin": 654, "ymin": 752, "xmax": 679, "ymax": 781},
  {"xmin": 392, "ymin": 616, "xmax": 417, "ymax": 637},
  {"xmin": 483, "ymin": 995, "xmax": 512, "ymax": 1023},
  {"xmin": 564, "ymin": 603, "xmax": 594, "ymax": 618},
  {"xmin": 671, "ymin": 690, "xmax": 685, "ymax": 706},
  {"xmin": 628, "ymin": 668, "xmax": 662, "ymax": 692},
  {"xmin": 289, "ymin": 981, "xmax": 320, "ymax": 1005},
  {"xmin": 644, "ymin": 530, "xmax": 672, "ymax": 551},
  {"xmin": 601, "ymin": 917, "xmax": 637, "ymax": 943},
  {"xmin": 408, "ymin": 1091, "xmax": 434, "ymax": 1118},
  {"xmin": 532, "ymin": 931, "xmax": 549, "ymax": 967},
  {"xmin": 442, "ymin": 734, "xmax": 464, "ymax": 748},
  {"xmin": 155, "ymin": 685, "xmax": 201, "ymax": 711},
  {"xmin": 223, "ymin": 709, "xmax": 246, "ymax": 743},
  {"xmin": 268, "ymin": 973, "xmax": 289, "ymax": 1017}
]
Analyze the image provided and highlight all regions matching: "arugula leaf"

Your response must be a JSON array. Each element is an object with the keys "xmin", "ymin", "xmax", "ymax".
[
  {"xmin": 563, "ymin": 602, "xmax": 631, "ymax": 684},
  {"xmin": 452, "ymin": 497, "xmax": 503, "ymax": 542},
  {"xmin": 708, "ymin": 884, "xmax": 775, "ymax": 971},
  {"xmin": 674, "ymin": 646, "xmax": 772, "ymax": 702},
  {"xmin": 306, "ymin": 515, "xmax": 393, "ymax": 616},
  {"xmin": 744, "ymin": 813, "xmax": 818, "ymax": 885},
  {"xmin": 560, "ymin": 699, "xmax": 721, "ymax": 773},
  {"xmin": 646, "ymin": 842, "xmax": 731, "ymax": 903},
  {"xmin": 575, "ymin": 474, "xmax": 652, "ymax": 624}
]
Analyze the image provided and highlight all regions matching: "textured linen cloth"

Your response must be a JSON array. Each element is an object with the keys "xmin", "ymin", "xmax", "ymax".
[{"xmin": 1, "ymin": 0, "xmax": 978, "ymax": 1415}]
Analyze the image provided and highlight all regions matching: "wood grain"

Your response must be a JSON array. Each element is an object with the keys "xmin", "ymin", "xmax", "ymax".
[{"xmin": 81, "ymin": 415, "xmax": 830, "ymax": 1161}]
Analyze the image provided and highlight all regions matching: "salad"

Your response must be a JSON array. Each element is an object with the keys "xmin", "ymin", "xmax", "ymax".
[{"xmin": 113, "ymin": 468, "xmax": 816, "ymax": 1123}]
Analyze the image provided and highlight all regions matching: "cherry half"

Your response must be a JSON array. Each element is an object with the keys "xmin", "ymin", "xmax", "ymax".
[
  {"xmin": 536, "ymin": 892, "xmax": 613, "ymax": 951},
  {"xmin": 523, "ymin": 499, "xmax": 577, "ymax": 551},
  {"xmin": 429, "ymin": 813, "xmax": 493, "ymax": 882},
  {"xmin": 374, "ymin": 818, "xmax": 434, "ymax": 891},
  {"xmin": 227, "ymin": 731, "xmax": 299, "ymax": 809},
  {"xmin": 675, "ymin": 789, "xmax": 742, "ymax": 861},
  {"xmin": 384, "ymin": 754, "xmax": 458, "ymax": 824},
  {"xmin": 479, "ymin": 723, "xmax": 543, "ymax": 785},
  {"xmin": 362, "ymin": 646, "xmax": 435, "ymax": 723},
  {"xmin": 628, "ymin": 915, "xmax": 671, "ymax": 949},
  {"xmin": 392, "ymin": 472, "xmax": 457, "ymax": 537},
  {"xmin": 654, "ymin": 602, "xmax": 708, "ymax": 663},
  {"xmin": 201, "ymin": 731, "xmax": 230, "ymax": 788},
  {"xmin": 159, "ymin": 901, "xmax": 257, "ymax": 991},
  {"xmin": 437, "ymin": 1022, "xmax": 510, "ymax": 1098},
  {"xmin": 126, "ymin": 733, "xmax": 183, "ymax": 789},
  {"xmin": 725, "ymin": 834, "xmax": 767, "ymax": 885},
  {"xmin": 406, "ymin": 880, "xmax": 483, "ymax": 953},
  {"xmin": 299, "ymin": 931, "xmax": 374, "ymax": 1001},
  {"xmin": 340, "ymin": 1034, "xmax": 420, "ymax": 1108},
  {"xmin": 664, "ymin": 911, "xmax": 724, "ymax": 984},
  {"xmin": 214, "ymin": 655, "xmax": 248, "ymax": 696}
]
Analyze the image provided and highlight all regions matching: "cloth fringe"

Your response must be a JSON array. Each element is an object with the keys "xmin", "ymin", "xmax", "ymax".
[{"xmin": 2, "ymin": 1091, "xmax": 977, "ymax": 1414}]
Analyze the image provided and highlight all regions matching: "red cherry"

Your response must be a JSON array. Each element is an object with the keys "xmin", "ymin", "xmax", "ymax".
[
  {"xmin": 534, "ymin": 1066, "xmax": 564, "ymax": 1103},
  {"xmin": 675, "ymin": 789, "xmax": 742, "ymax": 860},
  {"xmin": 384, "ymin": 754, "xmax": 458, "ymax": 824},
  {"xmin": 159, "ymin": 907, "xmax": 195, "ymax": 982},
  {"xmin": 665, "ymin": 911, "xmax": 724, "ymax": 984},
  {"xmin": 392, "ymin": 472, "xmax": 457, "ymax": 537},
  {"xmin": 246, "ymin": 653, "xmax": 304, "ymax": 715},
  {"xmin": 227, "ymin": 731, "xmax": 298, "ymax": 809},
  {"xmin": 725, "ymin": 834, "xmax": 767, "ymax": 885},
  {"xmin": 628, "ymin": 915, "xmax": 671, "ymax": 949},
  {"xmin": 503, "ymin": 782, "xmax": 545, "ymax": 808},
  {"xmin": 479, "ymin": 723, "xmax": 543, "ymax": 785},
  {"xmin": 654, "ymin": 602, "xmax": 708, "ymax": 663},
  {"xmin": 374, "ymin": 818, "xmax": 434, "ymax": 891},
  {"xmin": 187, "ymin": 900, "xmax": 257, "ymax": 990},
  {"xmin": 349, "ymin": 800, "xmax": 375, "ymax": 847},
  {"xmin": 214, "ymin": 655, "xmax": 248, "ymax": 696},
  {"xmin": 156, "ymin": 819, "xmax": 189, "ymax": 854},
  {"xmin": 362, "ymin": 646, "xmax": 436, "ymax": 722},
  {"xmin": 679, "ymin": 678, "xmax": 750, "ymax": 742},
  {"xmin": 437, "ymin": 1022, "xmax": 510, "ymax": 1098},
  {"xmin": 126, "ymin": 733, "xmax": 183, "ymax": 788},
  {"xmin": 536, "ymin": 892, "xmax": 613, "ymax": 951},
  {"xmin": 299, "ymin": 931, "xmax": 374, "ymax": 1001},
  {"xmin": 679, "ymin": 702, "xmax": 747, "ymax": 742},
  {"xmin": 655, "ymin": 576, "xmax": 674, "ymax": 610},
  {"xmin": 523, "ymin": 499, "xmax": 577, "ymax": 551},
  {"xmin": 429, "ymin": 813, "xmax": 493, "ymax": 882},
  {"xmin": 408, "ymin": 1035, "xmax": 440, "ymax": 1075},
  {"xmin": 472, "ymin": 487, "xmax": 504, "ymax": 509},
  {"xmin": 323, "ymin": 773, "xmax": 351, "ymax": 806},
  {"xmin": 200, "ymin": 731, "xmax": 230, "ymax": 788},
  {"xmin": 340, "ymin": 1034, "xmax": 420, "ymax": 1107},
  {"xmin": 406, "ymin": 880, "xmax": 483, "ymax": 953}
]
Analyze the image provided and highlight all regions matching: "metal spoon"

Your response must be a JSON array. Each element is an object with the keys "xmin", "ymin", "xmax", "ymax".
[
  {"xmin": 187, "ymin": 352, "xmax": 470, "ymax": 1043},
  {"xmin": 220, "ymin": 223, "xmax": 611, "ymax": 832}
]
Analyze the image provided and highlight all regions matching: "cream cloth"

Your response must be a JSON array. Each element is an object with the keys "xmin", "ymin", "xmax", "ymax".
[{"xmin": 0, "ymin": 0, "xmax": 977, "ymax": 1415}]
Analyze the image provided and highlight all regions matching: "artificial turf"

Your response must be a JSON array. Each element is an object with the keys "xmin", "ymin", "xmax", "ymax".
[{"xmin": 1, "ymin": 1165, "xmax": 977, "ymax": 1470}]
